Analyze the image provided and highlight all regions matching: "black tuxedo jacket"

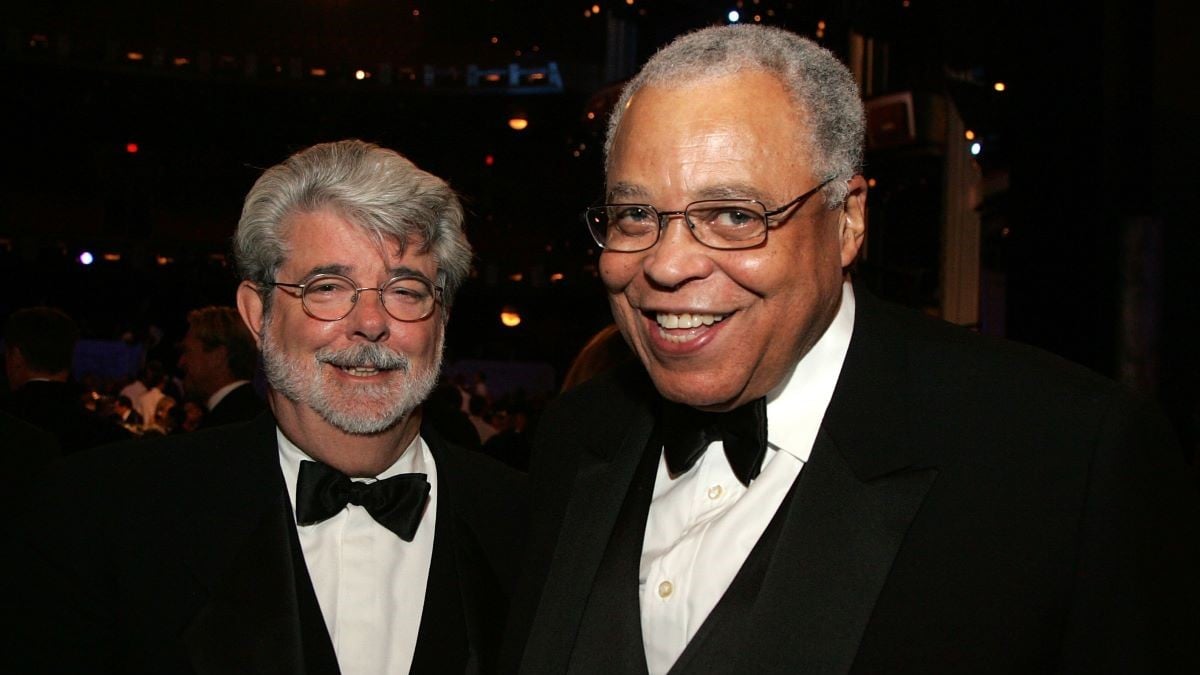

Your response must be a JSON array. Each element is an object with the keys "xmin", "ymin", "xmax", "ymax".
[
  {"xmin": 0, "ymin": 409, "xmax": 59, "ymax": 511},
  {"xmin": 505, "ymin": 288, "xmax": 1200, "ymax": 674},
  {"xmin": 0, "ymin": 380, "xmax": 129, "ymax": 454},
  {"xmin": 202, "ymin": 381, "xmax": 266, "ymax": 429},
  {"xmin": 6, "ymin": 412, "xmax": 526, "ymax": 674}
]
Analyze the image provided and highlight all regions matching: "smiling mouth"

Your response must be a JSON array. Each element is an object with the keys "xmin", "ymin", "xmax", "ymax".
[
  {"xmin": 317, "ymin": 344, "xmax": 411, "ymax": 377},
  {"xmin": 336, "ymin": 365, "xmax": 389, "ymax": 377},
  {"xmin": 652, "ymin": 312, "xmax": 728, "ymax": 343}
]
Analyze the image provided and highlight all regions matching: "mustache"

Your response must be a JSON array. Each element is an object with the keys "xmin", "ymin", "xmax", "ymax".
[{"xmin": 315, "ymin": 343, "xmax": 411, "ymax": 371}]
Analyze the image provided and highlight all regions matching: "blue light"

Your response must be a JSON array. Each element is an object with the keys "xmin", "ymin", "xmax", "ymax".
[
  {"xmin": 79, "ymin": 251, "xmax": 94, "ymax": 265},
  {"xmin": 728, "ymin": 10, "xmax": 740, "ymax": 22},
  {"xmin": 970, "ymin": 142, "xmax": 982, "ymax": 156}
]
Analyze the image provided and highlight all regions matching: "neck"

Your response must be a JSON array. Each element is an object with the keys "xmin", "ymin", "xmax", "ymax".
[{"xmin": 269, "ymin": 392, "xmax": 423, "ymax": 477}]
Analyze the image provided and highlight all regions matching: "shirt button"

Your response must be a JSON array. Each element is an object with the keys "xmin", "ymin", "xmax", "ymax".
[
  {"xmin": 707, "ymin": 484, "xmax": 724, "ymax": 500},
  {"xmin": 657, "ymin": 580, "xmax": 674, "ymax": 598}
]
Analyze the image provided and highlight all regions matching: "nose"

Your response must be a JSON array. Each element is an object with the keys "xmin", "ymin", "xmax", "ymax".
[
  {"xmin": 641, "ymin": 211, "xmax": 715, "ymax": 289},
  {"xmin": 344, "ymin": 288, "xmax": 391, "ymax": 342}
]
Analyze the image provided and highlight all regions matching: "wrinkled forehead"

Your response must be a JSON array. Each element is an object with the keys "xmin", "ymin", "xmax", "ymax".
[
  {"xmin": 281, "ymin": 207, "xmax": 424, "ymax": 255},
  {"xmin": 612, "ymin": 73, "xmax": 808, "ymax": 153},
  {"xmin": 277, "ymin": 207, "xmax": 437, "ymax": 279},
  {"xmin": 606, "ymin": 73, "xmax": 814, "ymax": 197}
]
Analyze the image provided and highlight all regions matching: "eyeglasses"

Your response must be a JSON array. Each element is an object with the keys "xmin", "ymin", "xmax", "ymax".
[
  {"xmin": 267, "ymin": 273, "xmax": 442, "ymax": 322},
  {"xmin": 584, "ymin": 178, "xmax": 834, "ymax": 253}
]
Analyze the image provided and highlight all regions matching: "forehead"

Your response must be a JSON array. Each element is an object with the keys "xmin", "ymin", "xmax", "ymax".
[
  {"xmin": 279, "ymin": 208, "xmax": 437, "ymax": 279},
  {"xmin": 609, "ymin": 70, "xmax": 811, "ymax": 190}
]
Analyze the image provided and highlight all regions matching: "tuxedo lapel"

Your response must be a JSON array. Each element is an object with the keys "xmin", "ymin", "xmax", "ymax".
[
  {"xmin": 179, "ymin": 414, "xmax": 339, "ymax": 675},
  {"xmin": 411, "ymin": 432, "xmax": 470, "ymax": 674},
  {"xmin": 723, "ymin": 430, "xmax": 936, "ymax": 675},
  {"xmin": 182, "ymin": 494, "xmax": 317, "ymax": 675},
  {"xmin": 520, "ymin": 392, "xmax": 657, "ymax": 675},
  {"xmin": 717, "ymin": 287, "xmax": 938, "ymax": 675},
  {"xmin": 568, "ymin": 430, "xmax": 661, "ymax": 675}
]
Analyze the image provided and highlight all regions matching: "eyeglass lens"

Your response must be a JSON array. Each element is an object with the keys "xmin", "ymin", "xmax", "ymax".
[
  {"xmin": 588, "ymin": 201, "xmax": 768, "ymax": 251},
  {"xmin": 301, "ymin": 275, "xmax": 435, "ymax": 321}
]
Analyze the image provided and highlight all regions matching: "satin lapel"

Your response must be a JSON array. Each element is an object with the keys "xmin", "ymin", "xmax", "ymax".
[
  {"xmin": 721, "ymin": 287, "xmax": 939, "ymax": 675},
  {"xmin": 722, "ymin": 429, "xmax": 936, "ymax": 675},
  {"xmin": 179, "ymin": 413, "xmax": 334, "ymax": 675},
  {"xmin": 411, "ymin": 431, "xmax": 471, "ymax": 675},
  {"xmin": 520, "ymin": 398, "xmax": 657, "ymax": 675},
  {"xmin": 182, "ymin": 492, "xmax": 311, "ymax": 675}
]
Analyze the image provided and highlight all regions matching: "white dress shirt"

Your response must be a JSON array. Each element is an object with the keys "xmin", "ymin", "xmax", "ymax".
[
  {"xmin": 277, "ymin": 429, "xmax": 437, "ymax": 675},
  {"xmin": 639, "ymin": 282, "xmax": 856, "ymax": 675},
  {"xmin": 135, "ymin": 386, "xmax": 165, "ymax": 426}
]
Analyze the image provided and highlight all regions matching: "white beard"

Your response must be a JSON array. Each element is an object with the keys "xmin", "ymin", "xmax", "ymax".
[{"xmin": 261, "ymin": 326, "xmax": 442, "ymax": 435}]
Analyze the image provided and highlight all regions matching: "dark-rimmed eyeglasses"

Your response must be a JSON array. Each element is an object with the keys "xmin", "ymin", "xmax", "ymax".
[
  {"xmin": 267, "ymin": 273, "xmax": 442, "ymax": 322},
  {"xmin": 584, "ymin": 178, "xmax": 834, "ymax": 253}
]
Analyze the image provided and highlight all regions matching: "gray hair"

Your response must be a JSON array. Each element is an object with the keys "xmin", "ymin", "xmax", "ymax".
[
  {"xmin": 605, "ymin": 24, "xmax": 864, "ymax": 208},
  {"xmin": 234, "ymin": 139, "xmax": 472, "ymax": 315}
]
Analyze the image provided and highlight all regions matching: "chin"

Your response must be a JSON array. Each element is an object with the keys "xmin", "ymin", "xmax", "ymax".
[
  {"xmin": 651, "ymin": 372, "xmax": 746, "ymax": 411},
  {"xmin": 320, "ymin": 406, "xmax": 413, "ymax": 436}
]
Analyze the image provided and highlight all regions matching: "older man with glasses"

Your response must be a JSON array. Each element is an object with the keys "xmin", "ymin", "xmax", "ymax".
[
  {"xmin": 505, "ymin": 24, "xmax": 1200, "ymax": 675},
  {"xmin": 8, "ymin": 140, "xmax": 526, "ymax": 675}
]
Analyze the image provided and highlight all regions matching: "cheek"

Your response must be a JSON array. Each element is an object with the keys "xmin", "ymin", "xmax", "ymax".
[
  {"xmin": 403, "ymin": 324, "xmax": 442, "ymax": 359},
  {"xmin": 599, "ymin": 254, "xmax": 638, "ymax": 293},
  {"xmin": 721, "ymin": 250, "xmax": 785, "ymax": 295}
]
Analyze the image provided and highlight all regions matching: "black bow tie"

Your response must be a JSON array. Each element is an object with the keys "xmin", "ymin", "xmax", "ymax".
[
  {"xmin": 661, "ymin": 397, "xmax": 768, "ymax": 486},
  {"xmin": 294, "ymin": 460, "xmax": 431, "ymax": 542}
]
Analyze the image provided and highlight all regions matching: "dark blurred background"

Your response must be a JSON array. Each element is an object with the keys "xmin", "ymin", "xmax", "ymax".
[{"xmin": 2, "ymin": 0, "xmax": 1197, "ymax": 457}]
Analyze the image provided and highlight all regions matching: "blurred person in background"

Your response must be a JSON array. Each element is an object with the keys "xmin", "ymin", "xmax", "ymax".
[
  {"xmin": 1, "ymin": 306, "xmax": 127, "ymax": 454},
  {"xmin": 177, "ymin": 305, "xmax": 265, "ymax": 428}
]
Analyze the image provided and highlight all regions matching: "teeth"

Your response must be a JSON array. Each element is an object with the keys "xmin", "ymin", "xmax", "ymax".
[
  {"xmin": 340, "ymin": 366, "xmax": 382, "ymax": 377},
  {"xmin": 655, "ymin": 312, "xmax": 726, "ymax": 329}
]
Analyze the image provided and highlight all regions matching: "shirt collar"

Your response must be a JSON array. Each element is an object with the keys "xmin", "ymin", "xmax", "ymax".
[
  {"xmin": 764, "ymin": 281, "xmax": 856, "ymax": 462},
  {"xmin": 276, "ymin": 428, "xmax": 428, "ymax": 514}
]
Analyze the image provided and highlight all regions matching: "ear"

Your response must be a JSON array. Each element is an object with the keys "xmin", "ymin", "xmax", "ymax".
[
  {"xmin": 838, "ymin": 174, "xmax": 868, "ymax": 268},
  {"xmin": 236, "ymin": 282, "xmax": 266, "ymax": 348}
]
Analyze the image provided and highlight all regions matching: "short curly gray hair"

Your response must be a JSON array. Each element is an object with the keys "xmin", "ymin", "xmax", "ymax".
[
  {"xmin": 233, "ymin": 139, "xmax": 472, "ymax": 315},
  {"xmin": 605, "ymin": 24, "xmax": 865, "ymax": 208}
]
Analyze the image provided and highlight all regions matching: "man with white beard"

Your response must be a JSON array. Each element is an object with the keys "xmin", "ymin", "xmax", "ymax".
[{"xmin": 7, "ymin": 140, "xmax": 526, "ymax": 675}]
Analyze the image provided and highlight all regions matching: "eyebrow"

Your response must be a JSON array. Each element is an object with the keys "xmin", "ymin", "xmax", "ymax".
[
  {"xmin": 606, "ymin": 181, "xmax": 775, "ymax": 205},
  {"xmin": 301, "ymin": 263, "xmax": 352, "ymax": 279},
  {"xmin": 606, "ymin": 182, "xmax": 650, "ymax": 202},
  {"xmin": 698, "ymin": 184, "xmax": 773, "ymax": 202},
  {"xmin": 387, "ymin": 266, "xmax": 435, "ymax": 284},
  {"xmin": 298, "ymin": 264, "xmax": 435, "ymax": 285}
]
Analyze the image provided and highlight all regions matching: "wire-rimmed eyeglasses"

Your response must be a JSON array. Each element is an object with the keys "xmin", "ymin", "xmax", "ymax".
[
  {"xmin": 584, "ymin": 178, "xmax": 834, "ymax": 253},
  {"xmin": 267, "ymin": 273, "xmax": 443, "ymax": 322}
]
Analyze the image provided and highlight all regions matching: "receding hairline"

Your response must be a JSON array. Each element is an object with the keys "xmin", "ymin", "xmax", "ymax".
[{"xmin": 606, "ymin": 69, "xmax": 817, "ymax": 183}]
